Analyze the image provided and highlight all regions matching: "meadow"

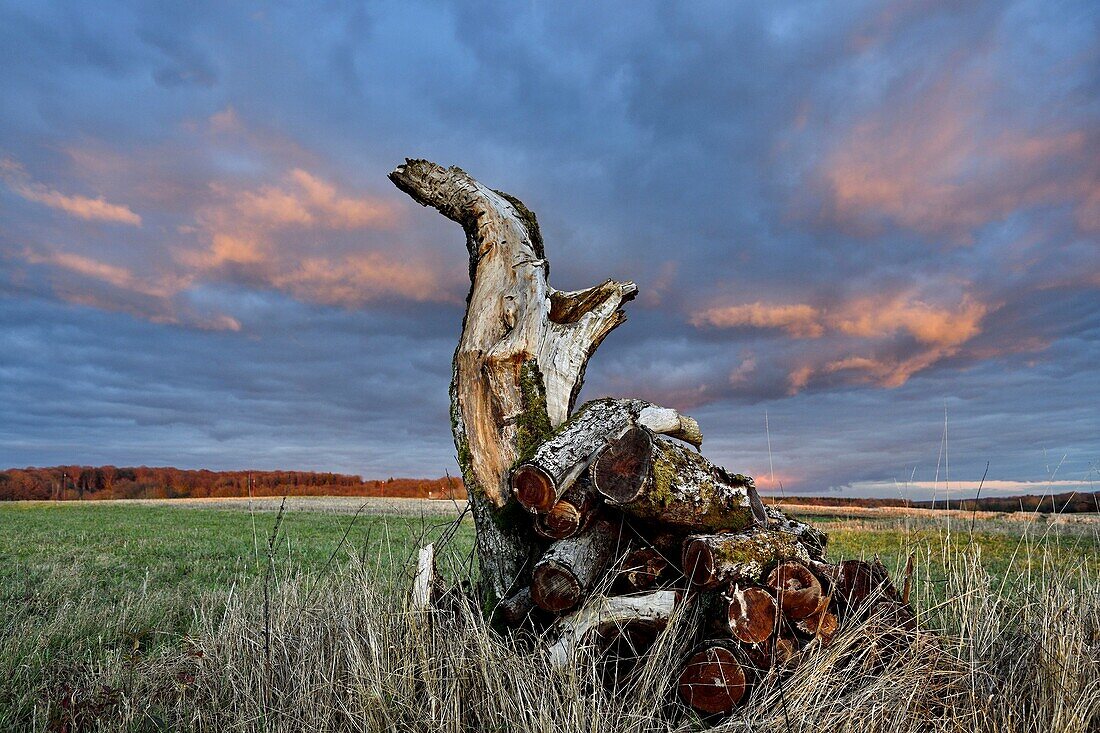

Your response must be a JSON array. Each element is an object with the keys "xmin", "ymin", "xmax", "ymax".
[{"xmin": 1, "ymin": 499, "xmax": 1096, "ymax": 732}]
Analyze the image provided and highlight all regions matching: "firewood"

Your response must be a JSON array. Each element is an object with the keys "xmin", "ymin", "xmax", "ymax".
[
  {"xmin": 682, "ymin": 529, "xmax": 813, "ymax": 589},
  {"xmin": 546, "ymin": 590, "xmax": 678, "ymax": 668},
  {"xmin": 725, "ymin": 585, "xmax": 778, "ymax": 644},
  {"xmin": 531, "ymin": 520, "xmax": 623, "ymax": 612},
  {"xmin": 533, "ymin": 477, "xmax": 598, "ymax": 539},
  {"xmin": 766, "ymin": 562, "xmax": 823, "ymax": 620},
  {"xmin": 592, "ymin": 425, "xmax": 766, "ymax": 532},
  {"xmin": 616, "ymin": 546, "xmax": 672, "ymax": 592},
  {"xmin": 834, "ymin": 559, "xmax": 899, "ymax": 613},
  {"xmin": 494, "ymin": 587, "xmax": 535, "ymax": 627},
  {"xmin": 512, "ymin": 398, "xmax": 702, "ymax": 514},
  {"xmin": 793, "ymin": 600, "xmax": 839, "ymax": 642},
  {"xmin": 677, "ymin": 640, "xmax": 748, "ymax": 715}
]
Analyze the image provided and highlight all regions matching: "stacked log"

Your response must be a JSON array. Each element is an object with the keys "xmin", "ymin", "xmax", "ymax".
[{"xmin": 501, "ymin": 398, "xmax": 915, "ymax": 717}]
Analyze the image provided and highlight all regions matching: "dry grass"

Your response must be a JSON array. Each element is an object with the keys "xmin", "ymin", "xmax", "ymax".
[{"xmin": 28, "ymin": 532, "xmax": 1096, "ymax": 733}]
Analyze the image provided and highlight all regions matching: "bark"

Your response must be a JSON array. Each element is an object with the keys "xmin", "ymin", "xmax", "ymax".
[
  {"xmin": 546, "ymin": 590, "xmax": 679, "ymax": 668},
  {"xmin": 390, "ymin": 159, "xmax": 636, "ymax": 610},
  {"xmin": 763, "ymin": 505, "xmax": 828, "ymax": 560},
  {"xmin": 512, "ymin": 398, "xmax": 701, "ymax": 513},
  {"xmin": 531, "ymin": 519, "xmax": 624, "ymax": 613},
  {"xmin": 677, "ymin": 640, "xmax": 748, "ymax": 715},
  {"xmin": 592, "ymin": 425, "xmax": 766, "ymax": 531},
  {"xmin": 766, "ymin": 562, "xmax": 823, "ymax": 621},
  {"xmin": 410, "ymin": 544, "xmax": 435, "ymax": 614},
  {"xmin": 682, "ymin": 528, "xmax": 814, "ymax": 589},
  {"xmin": 494, "ymin": 587, "xmax": 536, "ymax": 627}
]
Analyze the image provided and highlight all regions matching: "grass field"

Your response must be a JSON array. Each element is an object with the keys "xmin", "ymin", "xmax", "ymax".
[{"xmin": 1, "ymin": 499, "xmax": 1097, "ymax": 732}]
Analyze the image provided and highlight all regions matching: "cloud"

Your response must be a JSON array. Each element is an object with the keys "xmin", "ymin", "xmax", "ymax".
[
  {"xmin": 1, "ymin": 158, "xmax": 142, "ymax": 225},
  {"xmin": 695, "ymin": 291, "xmax": 992, "ymax": 392},
  {"xmin": 692, "ymin": 302, "xmax": 824, "ymax": 337},
  {"xmin": 805, "ymin": 62, "xmax": 1098, "ymax": 242}
]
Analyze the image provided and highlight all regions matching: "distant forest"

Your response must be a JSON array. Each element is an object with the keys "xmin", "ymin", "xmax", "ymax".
[
  {"xmin": 774, "ymin": 492, "xmax": 1100, "ymax": 514},
  {"xmin": 0, "ymin": 466, "xmax": 465, "ymax": 502},
  {"xmin": 1, "ymin": 466, "xmax": 1095, "ymax": 512}
]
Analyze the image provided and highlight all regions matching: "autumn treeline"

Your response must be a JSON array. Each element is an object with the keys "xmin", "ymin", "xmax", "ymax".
[
  {"xmin": 774, "ymin": 491, "xmax": 1100, "ymax": 514},
  {"xmin": 0, "ymin": 466, "xmax": 465, "ymax": 502}
]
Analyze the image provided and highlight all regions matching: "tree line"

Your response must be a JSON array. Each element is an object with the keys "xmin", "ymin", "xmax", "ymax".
[
  {"xmin": 774, "ymin": 491, "xmax": 1100, "ymax": 514},
  {"xmin": 0, "ymin": 466, "xmax": 465, "ymax": 501}
]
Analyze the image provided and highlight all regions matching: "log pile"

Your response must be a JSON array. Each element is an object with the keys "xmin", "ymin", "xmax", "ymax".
[
  {"xmin": 388, "ymin": 159, "xmax": 915, "ymax": 721},
  {"xmin": 501, "ymin": 400, "xmax": 914, "ymax": 716}
]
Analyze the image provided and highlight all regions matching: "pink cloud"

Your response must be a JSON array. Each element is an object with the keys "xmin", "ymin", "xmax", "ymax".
[
  {"xmin": 1, "ymin": 158, "xmax": 142, "ymax": 225},
  {"xmin": 807, "ymin": 67, "xmax": 1097, "ymax": 241},
  {"xmin": 697, "ymin": 290, "xmax": 993, "ymax": 392},
  {"xmin": 692, "ymin": 302, "xmax": 824, "ymax": 337}
]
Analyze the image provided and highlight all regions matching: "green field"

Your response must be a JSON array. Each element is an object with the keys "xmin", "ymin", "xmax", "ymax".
[{"xmin": 1, "ymin": 501, "xmax": 1097, "ymax": 732}]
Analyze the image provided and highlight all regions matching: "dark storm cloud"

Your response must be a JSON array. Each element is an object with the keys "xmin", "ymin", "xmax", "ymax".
[{"xmin": 0, "ymin": 0, "xmax": 1096, "ymax": 497}]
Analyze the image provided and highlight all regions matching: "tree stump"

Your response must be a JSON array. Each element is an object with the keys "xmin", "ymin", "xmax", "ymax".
[{"xmin": 390, "ymin": 159, "xmax": 916, "ymax": 719}]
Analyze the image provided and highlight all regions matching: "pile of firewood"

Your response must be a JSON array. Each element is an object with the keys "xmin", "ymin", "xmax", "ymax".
[{"xmin": 497, "ymin": 397, "xmax": 915, "ymax": 717}]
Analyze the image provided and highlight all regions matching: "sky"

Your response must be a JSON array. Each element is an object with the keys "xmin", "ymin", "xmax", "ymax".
[{"xmin": 1, "ymin": 1, "xmax": 1097, "ymax": 500}]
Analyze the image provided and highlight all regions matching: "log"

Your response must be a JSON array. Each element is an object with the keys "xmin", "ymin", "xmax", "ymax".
[
  {"xmin": 682, "ymin": 529, "xmax": 813, "ymax": 589},
  {"xmin": 531, "ymin": 520, "xmax": 623, "ymax": 613},
  {"xmin": 725, "ymin": 585, "xmax": 778, "ymax": 644},
  {"xmin": 390, "ymin": 159, "xmax": 637, "ymax": 609},
  {"xmin": 494, "ymin": 587, "xmax": 535, "ymax": 627},
  {"xmin": 616, "ymin": 546, "xmax": 672, "ymax": 592},
  {"xmin": 766, "ymin": 562, "xmax": 823, "ymax": 620},
  {"xmin": 546, "ymin": 590, "xmax": 678, "ymax": 668},
  {"xmin": 677, "ymin": 640, "xmax": 748, "ymax": 715},
  {"xmin": 513, "ymin": 398, "xmax": 702, "ymax": 513},
  {"xmin": 794, "ymin": 603, "xmax": 839, "ymax": 642},
  {"xmin": 532, "ymin": 476, "xmax": 598, "ymax": 540},
  {"xmin": 592, "ymin": 425, "xmax": 766, "ymax": 532},
  {"xmin": 833, "ymin": 559, "xmax": 899, "ymax": 613}
]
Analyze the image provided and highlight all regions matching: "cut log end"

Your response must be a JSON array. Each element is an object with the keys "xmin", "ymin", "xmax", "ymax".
[
  {"xmin": 592, "ymin": 426, "xmax": 652, "ymax": 504},
  {"xmin": 766, "ymin": 562, "xmax": 822, "ymax": 620},
  {"xmin": 512, "ymin": 464, "xmax": 556, "ymax": 513},
  {"xmin": 531, "ymin": 561, "xmax": 583, "ymax": 613},
  {"xmin": 536, "ymin": 499, "xmax": 584, "ymax": 539},
  {"xmin": 678, "ymin": 645, "xmax": 747, "ymax": 715},
  {"xmin": 618, "ymin": 547, "xmax": 670, "ymax": 592},
  {"xmin": 682, "ymin": 538, "xmax": 716, "ymax": 587},
  {"xmin": 727, "ymin": 586, "xmax": 778, "ymax": 644}
]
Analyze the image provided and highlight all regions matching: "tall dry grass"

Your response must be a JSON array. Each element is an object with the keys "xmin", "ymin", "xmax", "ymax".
[{"xmin": 33, "ymin": 533, "xmax": 1097, "ymax": 733}]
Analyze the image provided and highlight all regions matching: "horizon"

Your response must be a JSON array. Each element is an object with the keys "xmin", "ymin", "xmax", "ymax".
[{"xmin": 2, "ymin": 2, "xmax": 1098, "ymax": 501}]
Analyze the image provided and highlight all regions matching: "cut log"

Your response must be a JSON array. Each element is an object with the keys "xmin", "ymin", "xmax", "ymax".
[
  {"xmin": 677, "ymin": 641, "xmax": 748, "ymax": 716},
  {"xmin": 682, "ymin": 529, "xmax": 813, "ymax": 589},
  {"xmin": 513, "ymin": 398, "xmax": 702, "ymax": 514},
  {"xmin": 833, "ymin": 559, "xmax": 899, "ymax": 613},
  {"xmin": 616, "ymin": 546, "xmax": 672, "ymax": 592},
  {"xmin": 766, "ymin": 562, "xmax": 823, "ymax": 620},
  {"xmin": 592, "ymin": 425, "xmax": 766, "ymax": 532},
  {"xmin": 794, "ymin": 604, "xmax": 839, "ymax": 642},
  {"xmin": 531, "ymin": 520, "xmax": 623, "ymax": 613},
  {"xmin": 726, "ymin": 585, "xmax": 778, "ymax": 644},
  {"xmin": 532, "ymin": 476, "xmax": 598, "ymax": 540},
  {"xmin": 494, "ymin": 587, "xmax": 535, "ymax": 627},
  {"xmin": 546, "ymin": 590, "xmax": 678, "ymax": 668}
]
